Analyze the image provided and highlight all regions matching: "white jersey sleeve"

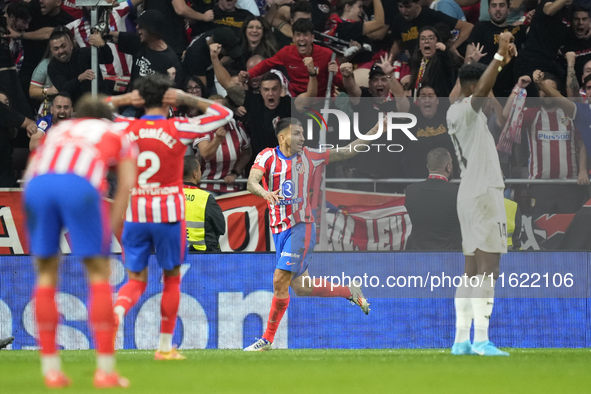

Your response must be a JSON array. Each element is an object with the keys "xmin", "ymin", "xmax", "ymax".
[{"xmin": 447, "ymin": 98, "xmax": 505, "ymax": 200}]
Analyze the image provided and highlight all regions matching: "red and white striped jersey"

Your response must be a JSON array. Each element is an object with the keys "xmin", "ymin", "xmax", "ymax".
[
  {"xmin": 194, "ymin": 119, "xmax": 250, "ymax": 193},
  {"xmin": 61, "ymin": 0, "xmax": 84, "ymax": 19},
  {"xmin": 252, "ymin": 146, "xmax": 329, "ymax": 234},
  {"xmin": 24, "ymin": 118, "xmax": 137, "ymax": 194},
  {"xmin": 67, "ymin": 1, "xmax": 132, "ymax": 82},
  {"xmin": 116, "ymin": 104, "xmax": 232, "ymax": 223},
  {"xmin": 522, "ymin": 106, "xmax": 580, "ymax": 179}
]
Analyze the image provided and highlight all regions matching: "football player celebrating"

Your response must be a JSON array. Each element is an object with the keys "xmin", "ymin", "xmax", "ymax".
[{"xmin": 244, "ymin": 117, "xmax": 382, "ymax": 351}]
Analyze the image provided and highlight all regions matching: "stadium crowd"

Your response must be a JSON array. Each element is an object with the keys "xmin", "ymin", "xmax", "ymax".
[{"xmin": 1, "ymin": 0, "xmax": 591, "ymax": 216}]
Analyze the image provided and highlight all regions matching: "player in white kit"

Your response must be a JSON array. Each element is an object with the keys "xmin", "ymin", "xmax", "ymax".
[{"xmin": 447, "ymin": 32, "xmax": 517, "ymax": 356}]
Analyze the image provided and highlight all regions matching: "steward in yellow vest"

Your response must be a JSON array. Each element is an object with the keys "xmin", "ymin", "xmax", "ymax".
[
  {"xmin": 183, "ymin": 156, "xmax": 225, "ymax": 251},
  {"xmin": 504, "ymin": 198, "xmax": 522, "ymax": 251}
]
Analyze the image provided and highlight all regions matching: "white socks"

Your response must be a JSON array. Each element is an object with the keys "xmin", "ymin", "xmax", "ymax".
[
  {"xmin": 158, "ymin": 333, "xmax": 173, "ymax": 353},
  {"xmin": 97, "ymin": 355, "xmax": 115, "ymax": 374},
  {"xmin": 454, "ymin": 275, "xmax": 473, "ymax": 343},
  {"xmin": 114, "ymin": 305, "xmax": 125, "ymax": 323},
  {"xmin": 41, "ymin": 354, "xmax": 61, "ymax": 376},
  {"xmin": 471, "ymin": 274, "xmax": 496, "ymax": 343}
]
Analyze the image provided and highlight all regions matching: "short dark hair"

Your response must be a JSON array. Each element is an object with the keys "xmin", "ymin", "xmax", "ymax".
[
  {"xmin": 583, "ymin": 73, "xmax": 591, "ymax": 86},
  {"xmin": 134, "ymin": 74, "xmax": 172, "ymax": 109},
  {"xmin": 336, "ymin": 0, "xmax": 359, "ymax": 16},
  {"xmin": 75, "ymin": 94, "xmax": 113, "ymax": 119},
  {"xmin": 571, "ymin": 2, "xmax": 590, "ymax": 16},
  {"xmin": 275, "ymin": 117, "xmax": 302, "ymax": 136},
  {"xmin": 6, "ymin": 1, "xmax": 31, "ymax": 21},
  {"xmin": 458, "ymin": 63, "xmax": 487, "ymax": 86},
  {"xmin": 54, "ymin": 91, "xmax": 72, "ymax": 104},
  {"xmin": 426, "ymin": 147, "xmax": 451, "ymax": 171},
  {"xmin": 291, "ymin": 1, "xmax": 313, "ymax": 18},
  {"xmin": 183, "ymin": 156, "xmax": 200, "ymax": 178},
  {"xmin": 261, "ymin": 71, "xmax": 281, "ymax": 84},
  {"xmin": 183, "ymin": 75, "xmax": 208, "ymax": 97},
  {"xmin": 48, "ymin": 29, "xmax": 71, "ymax": 43},
  {"xmin": 292, "ymin": 18, "xmax": 314, "ymax": 35},
  {"xmin": 398, "ymin": 0, "xmax": 420, "ymax": 5}
]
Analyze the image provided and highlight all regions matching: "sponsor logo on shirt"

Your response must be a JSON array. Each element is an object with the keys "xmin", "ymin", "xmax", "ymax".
[
  {"xmin": 281, "ymin": 251, "xmax": 301, "ymax": 258},
  {"xmin": 537, "ymin": 131, "xmax": 571, "ymax": 141},
  {"xmin": 277, "ymin": 197, "xmax": 303, "ymax": 206}
]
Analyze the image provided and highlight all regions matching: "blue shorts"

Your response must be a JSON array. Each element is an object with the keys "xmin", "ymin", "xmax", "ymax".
[
  {"xmin": 24, "ymin": 174, "xmax": 110, "ymax": 258},
  {"xmin": 273, "ymin": 223, "xmax": 316, "ymax": 278},
  {"xmin": 122, "ymin": 221, "xmax": 187, "ymax": 273}
]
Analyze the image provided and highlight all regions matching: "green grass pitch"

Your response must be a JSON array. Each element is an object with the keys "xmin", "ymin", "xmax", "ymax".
[{"xmin": 2, "ymin": 349, "xmax": 591, "ymax": 393}]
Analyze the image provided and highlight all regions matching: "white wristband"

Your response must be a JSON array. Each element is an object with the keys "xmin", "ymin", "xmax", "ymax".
[{"xmin": 494, "ymin": 53, "xmax": 504, "ymax": 62}]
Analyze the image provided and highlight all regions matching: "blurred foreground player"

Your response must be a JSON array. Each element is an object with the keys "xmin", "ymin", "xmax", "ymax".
[
  {"xmin": 446, "ymin": 32, "xmax": 516, "ymax": 357},
  {"xmin": 244, "ymin": 117, "xmax": 381, "ymax": 351},
  {"xmin": 23, "ymin": 95, "xmax": 137, "ymax": 388},
  {"xmin": 109, "ymin": 75, "xmax": 232, "ymax": 360}
]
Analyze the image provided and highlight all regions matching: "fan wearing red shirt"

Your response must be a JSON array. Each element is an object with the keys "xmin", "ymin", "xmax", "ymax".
[
  {"xmin": 23, "ymin": 96, "xmax": 138, "ymax": 388},
  {"xmin": 107, "ymin": 75, "xmax": 232, "ymax": 360},
  {"xmin": 241, "ymin": 18, "xmax": 343, "ymax": 97}
]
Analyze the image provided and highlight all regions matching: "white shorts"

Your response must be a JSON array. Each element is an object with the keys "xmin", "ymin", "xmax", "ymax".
[{"xmin": 457, "ymin": 187, "xmax": 507, "ymax": 256}]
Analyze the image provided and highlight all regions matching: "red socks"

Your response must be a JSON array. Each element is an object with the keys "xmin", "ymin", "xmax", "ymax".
[
  {"xmin": 310, "ymin": 279, "xmax": 352, "ymax": 298},
  {"xmin": 161, "ymin": 275, "xmax": 181, "ymax": 334},
  {"xmin": 114, "ymin": 279, "xmax": 147, "ymax": 312},
  {"xmin": 262, "ymin": 296, "xmax": 290, "ymax": 343},
  {"xmin": 89, "ymin": 282, "xmax": 115, "ymax": 354},
  {"xmin": 34, "ymin": 286, "xmax": 58, "ymax": 355}
]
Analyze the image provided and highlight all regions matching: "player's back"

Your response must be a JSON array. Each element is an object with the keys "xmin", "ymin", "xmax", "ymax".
[
  {"xmin": 447, "ymin": 98, "xmax": 504, "ymax": 200},
  {"xmin": 123, "ymin": 116, "xmax": 193, "ymax": 223},
  {"xmin": 25, "ymin": 118, "xmax": 131, "ymax": 193}
]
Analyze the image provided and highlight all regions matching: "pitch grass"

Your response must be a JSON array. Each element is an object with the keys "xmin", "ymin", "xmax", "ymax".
[{"xmin": 2, "ymin": 349, "xmax": 591, "ymax": 393}]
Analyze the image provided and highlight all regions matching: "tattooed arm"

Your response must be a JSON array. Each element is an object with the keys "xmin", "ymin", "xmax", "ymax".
[{"xmin": 565, "ymin": 52, "xmax": 581, "ymax": 98}]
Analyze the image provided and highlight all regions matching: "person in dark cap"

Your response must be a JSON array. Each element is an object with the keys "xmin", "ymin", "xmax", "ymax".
[
  {"xmin": 182, "ymin": 27, "xmax": 244, "ymax": 94},
  {"xmin": 109, "ymin": 10, "xmax": 182, "ymax": 93}
]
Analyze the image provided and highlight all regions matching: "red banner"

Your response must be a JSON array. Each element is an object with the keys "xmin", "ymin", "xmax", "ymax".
[{"xmin": 0, "ymin": 189, "xmax": 585, "ymax": 254}]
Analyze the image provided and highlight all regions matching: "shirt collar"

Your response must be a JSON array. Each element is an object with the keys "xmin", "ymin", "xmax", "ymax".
[{"xmin": 428, "ymin": 174, "xmax": 448, "ymax": 181}]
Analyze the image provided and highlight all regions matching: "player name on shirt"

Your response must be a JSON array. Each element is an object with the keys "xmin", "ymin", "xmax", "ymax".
[{"xmin": 127, "ymin": 127, "xmax": 178, "ymax": 149}]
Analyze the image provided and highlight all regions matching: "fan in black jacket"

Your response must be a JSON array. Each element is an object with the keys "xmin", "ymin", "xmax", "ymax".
[{"xmin": 405, "ymin": 147, "xmax": 462, "ymax": 251}]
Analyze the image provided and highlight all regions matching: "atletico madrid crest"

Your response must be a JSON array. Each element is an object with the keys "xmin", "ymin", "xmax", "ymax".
[{"xmin": 296, "ymin": 162, "xmax": 305, "ymax": 174}]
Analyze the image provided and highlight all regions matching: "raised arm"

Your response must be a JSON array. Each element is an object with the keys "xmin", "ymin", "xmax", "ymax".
[
  {"xmin": 471, "ymin": 31, "xmax": 516, "ymax": 113},
  {"xmin": 210, "ymin": 43, "xmax": 234, "ymax": 90},
  {"xmin": 565, "ymin": 52, "xmax": 581, "ymax": 98},
  {"xmin": 340, "ymin": 62, "xmax": 362, "ymax": 103},
  {"xmin": 172, "ymin": 0, "xmax": 214, "ymax": 22},
  {"xmin": 543, "ymin": 0, "xmax": 569, "ymax": 16},
  {"xmin": 451, "ymin": 20, "xmax": 474, "ymax": 55},
  {"xmin": 328, "ymin": 118, "xmax": 384, "ymax": 162},
  {"xmin": 502, "ymin": 75, "xmax": 531, "ymax": 119},
  {"xmin": 362, "ymin": 0, "xmax": 385, "ymax": 35},
  {"xmin": 376, "ymin": 53, "xmax": 410, "ymax": 112},
  {"xmin": 294, "ymin": 57, "xmax": 319, "ymax": 112},
  {"xmin": 533, "ymin": 70, "xmax": 576, "ymax": 119}
]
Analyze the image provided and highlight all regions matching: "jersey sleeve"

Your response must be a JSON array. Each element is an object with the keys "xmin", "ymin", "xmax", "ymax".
[
  {"xmin": 193, "ymin": 131, "xmax": 212, "ymax": 147},
  {"xmin": 184, "ymin": 102, "xmax": 233, "ymax": 136},
  {"xmin": 36, "ymin": 117, "xmax": 51, "ymax": 133},
  {"xmin": 304, "ymin": 147, "xmax": 330, "ymax": 166},
  {"xmin": 237, "ymin": 121, "xmax": 250, "ymax": 149},
  {"xmin": 252, "ymin": 148, "xmax": 273, "ymax": 173}
]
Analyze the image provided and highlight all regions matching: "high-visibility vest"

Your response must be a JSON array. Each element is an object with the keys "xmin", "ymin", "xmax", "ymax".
[
  {"xmin": 184, "ymin": 186, "xmax": 209, "ymax": 251},
  {"xmin": 504, "ymin": 198, "xmax": 518, "ymax": 248}
]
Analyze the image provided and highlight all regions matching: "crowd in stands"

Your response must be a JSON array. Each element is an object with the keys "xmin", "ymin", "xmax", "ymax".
[{"xmin": 1, "ymin": 0, "xmax": 591, "ymax": 215}]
